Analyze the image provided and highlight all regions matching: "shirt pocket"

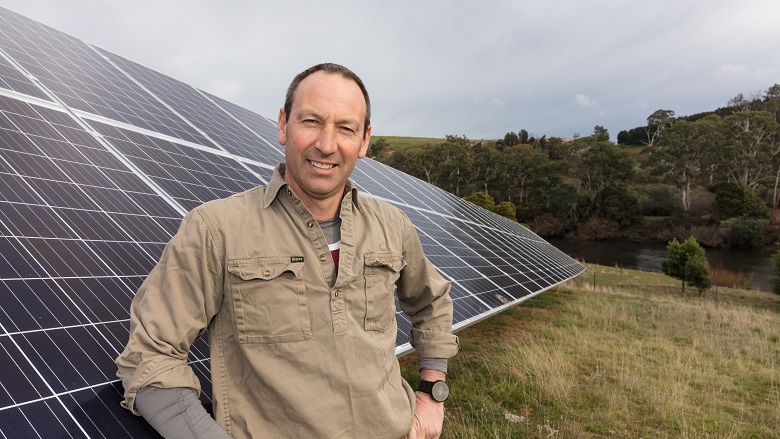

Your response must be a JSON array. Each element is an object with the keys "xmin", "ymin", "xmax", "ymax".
[
  {"xmin": 363, "ymin": 252, "xmax": 406, "ymax": 331},
  {"xmin": 227, "ymin": 257, "xmax": 311, "ymax": 344}
]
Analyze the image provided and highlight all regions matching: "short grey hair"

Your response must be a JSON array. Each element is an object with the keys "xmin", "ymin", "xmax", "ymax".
[{"xmin": 284, "ymin": 63, "xmax": 371, "ymax": 137}]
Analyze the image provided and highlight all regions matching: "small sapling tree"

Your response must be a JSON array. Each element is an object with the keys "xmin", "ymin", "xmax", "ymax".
[{"xmin": 661, "ymin": 236, "xmax": 710, "ymax": 294}]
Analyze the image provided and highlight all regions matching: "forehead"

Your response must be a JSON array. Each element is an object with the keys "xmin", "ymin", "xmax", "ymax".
[{"xmin": 292, "ymin": 71, "xmax": 367, "ymax": 119}]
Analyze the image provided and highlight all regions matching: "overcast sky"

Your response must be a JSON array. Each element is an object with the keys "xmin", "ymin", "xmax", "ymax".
[{"xmin": 2, "ymin": 1, "xmax": 779, "ymax": 141}]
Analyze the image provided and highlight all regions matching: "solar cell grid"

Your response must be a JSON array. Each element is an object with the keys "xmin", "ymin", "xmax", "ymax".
[
  {"xmin": 0, "ymin": 54, "xmax": 50, "ymax": 100},
  {"xmin": 201, "ymin": 90, "xmax": 283, "ymax": 156},
  {"xmin": 0, "ymin": 10, "xmax": 212, "ymax": 148},
  {"xmin": 100, "ymin": 49, "xmax": 286, "ymax": 163}
]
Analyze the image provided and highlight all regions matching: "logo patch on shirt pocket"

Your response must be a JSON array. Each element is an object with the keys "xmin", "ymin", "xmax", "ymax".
[{"xmin": 227, "ymin": 257, "xmax": 311, "ymax": 344}]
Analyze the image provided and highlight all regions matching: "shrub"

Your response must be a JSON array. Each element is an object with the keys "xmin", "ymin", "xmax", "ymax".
[
  {"xmin": 641, "ymin": 186, "xmax": 681, "ymax": 216},
  {"xmin": 529, "ymin": 213, "xmax": 568, "ymax": 237},
  {"xmin": 691, "ymin": 225, "xmax": 724, "ymax": 248},
  {"xmin": 572, "ymin": 216, "xmax": 619, "ymax": 240},
  {"xmin": 720, "ymin": 216, "xmax": 766, "ymax": 248},
  {"xmin": 595, "ymin": 185, "xmax": 642, "ymax": 227},
  {"xmin": 710, "ymin": 181, "xmax": 767, "ymax": 219}
]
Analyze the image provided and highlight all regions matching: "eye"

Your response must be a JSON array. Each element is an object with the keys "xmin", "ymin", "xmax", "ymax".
[{"xmin": 340, "ymin": 125, "xmax": 356, "ymax": 134}]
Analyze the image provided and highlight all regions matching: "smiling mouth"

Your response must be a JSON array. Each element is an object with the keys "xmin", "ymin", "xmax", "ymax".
[{"xmin": 309, "ymin": 160, "xmax": 335, "ymax": 170}]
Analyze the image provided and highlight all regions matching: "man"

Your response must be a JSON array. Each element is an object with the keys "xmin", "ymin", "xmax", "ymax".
[{"xmin": 116, "ymin": 63, "xmax": 459, "ymax": 439}]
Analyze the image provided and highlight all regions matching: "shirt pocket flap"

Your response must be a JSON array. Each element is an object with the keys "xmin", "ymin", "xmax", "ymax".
[
  {"xmin": 364, "ymin": 252, "xmax": 406, "ymax": 273},
  {"xmin": 227, "ymin": 258, "xmax": 304, "ymax": 281}
]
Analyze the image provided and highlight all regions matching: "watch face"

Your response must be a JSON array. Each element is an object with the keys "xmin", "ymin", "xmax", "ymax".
[{"xmin": 431, "ymin": 381, "xmax": 449, "ymax": 402}]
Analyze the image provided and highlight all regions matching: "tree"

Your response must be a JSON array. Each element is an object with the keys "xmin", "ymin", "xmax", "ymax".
[
  {"xmin": 684, "ymin": 256, "xmax": 712, "ymax": 296},
  {"xmin": 503, "ymin": 131, "xmax": 519, "ymax": 147},
  {"xmin": 463, "ymin": 192, "xmax": 495, "ymax": 211},
  {"xmin": 368, "ymin": 137, "xmax": 388, "ymax": 158},
  {"xmin": 469, "ymin": 143, "xmax": 501, "ymax": 196},
  {"xmin": 593, "ymin": 125, "xmax": 609, "ymax": 142},
  {"xmin": 718, "ymin": 110, "xmax": 780, "ymax": 191},
  {"xmin": 576, "ymin": 141, "xmax": 634, "ymax": 202},
  {"xmin": 463, "ymin": 192, "xmax": 517, "ymax": 221},
  {"xmin": 661, "ymin": 236, "xmax": 709, "ymax": 294},
  {"xmin": 594, "ymin": 184, "xmax": 642, "ymax": 227},
  {"xmin": 649, "ymin": 116, "xmax": 721, "ymax": 212},
  {"xmin": 519, "ymin": 129, "xmax": 529, "ymax": 144},
  {"xmin": 765, "ymin": 83, "xmax": 780, "ymax": 100},
  {"xmin": 496, "ymin": 145, "xmax": 560, "ymax": 221},
  {"xmin": 492, "ymin": 201, "xmax": 517, "ymax": 220},
  {"xmin": 645, "ymin": 109, "xmax": 676, "ymax": 147},
  {"xmin": 710, "ymin": 181, "xmax": 767, "ymax": 219},
  {"xmin": 435, "ymin": 136, "xmax": 473, "ymax": 197}
]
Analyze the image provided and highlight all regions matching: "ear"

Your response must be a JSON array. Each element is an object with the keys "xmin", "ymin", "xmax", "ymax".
[
  {"xmin": 277, "ymin": 108, "xmax": 287, "ymax": 146},
  {"xmin": 357, "ymin": 124, "xmax": 372, "ymax": 159}
]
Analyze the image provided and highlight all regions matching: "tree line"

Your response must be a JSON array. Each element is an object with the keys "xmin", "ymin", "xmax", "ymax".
[{"xmin": 371, "ymin": 84, "xmax": 780, "ymax": 249}]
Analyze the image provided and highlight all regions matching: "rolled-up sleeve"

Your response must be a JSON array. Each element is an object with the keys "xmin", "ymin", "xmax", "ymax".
[
  {"xmin": 116, "ymin": 207, "xmax": 224, "ymax": 415},
  {"xmin": 396, "ymin": 214, "xmax": 459, "ymax": 359}
]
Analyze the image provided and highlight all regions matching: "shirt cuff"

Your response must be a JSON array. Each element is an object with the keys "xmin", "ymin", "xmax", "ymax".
[{"xmin": 419, "ymin": 357, "xmax": 447, "ymax": 373}]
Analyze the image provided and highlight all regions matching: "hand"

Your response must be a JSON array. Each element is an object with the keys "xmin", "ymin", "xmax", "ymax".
[
  {"xmin": 407, "ymin": 391, "xmax": 444, "ymax": 439},
  {"xmin": 408, "ymin": 369, "xmax": 446, "ymax": 439}
]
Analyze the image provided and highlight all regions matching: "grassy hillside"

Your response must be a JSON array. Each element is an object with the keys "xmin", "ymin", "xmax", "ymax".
[
  {"xmin": 370, "ymin": 135, "xmax": 444, "ymax": 151},
  {"xmin": 401, "ymin": 265, "xmax": 780, "ymax": 438}
]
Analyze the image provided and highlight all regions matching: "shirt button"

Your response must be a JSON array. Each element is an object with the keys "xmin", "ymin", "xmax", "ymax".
[
  {"xmin": 287, "ymin": 189, "xmax": 292, "ymax": 196},
  {"xmin": 263, "ymin": 270, "xmax": 271, "ymax": 278},
  {"xmin": 307, "ymin": 220, "xmax": 314, "ymax": 228},
  {"xmin": 334, "ymin": 290, "xmax": 341, "ymax": 298},
  {"xmin": 319, "ymin": 255, "xmax": 327, "ymax": 263}
]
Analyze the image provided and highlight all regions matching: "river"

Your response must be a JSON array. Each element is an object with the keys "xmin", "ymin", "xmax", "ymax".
[{"xmin": 547, "ymin": 238, "xmax": 776, "ymax": 292}]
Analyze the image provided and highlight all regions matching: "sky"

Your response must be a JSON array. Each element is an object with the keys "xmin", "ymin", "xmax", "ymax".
[{"xmin": 2, "ymin": 0, "xmax": 779, "ymax": 141}]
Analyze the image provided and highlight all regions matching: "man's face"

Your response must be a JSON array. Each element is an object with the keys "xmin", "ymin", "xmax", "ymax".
[{"xmin": 278, "ymin": 71, "xmax": 371, "ymax": 211}]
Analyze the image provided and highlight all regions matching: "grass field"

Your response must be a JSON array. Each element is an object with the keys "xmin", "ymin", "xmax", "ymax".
[
  {"xmin": 401, "ymin": 264, "xmax": 780, "ymax": 438},
  {"xmin": 370, "ymin": 135, "xmax": 444, "ymax": 151}
]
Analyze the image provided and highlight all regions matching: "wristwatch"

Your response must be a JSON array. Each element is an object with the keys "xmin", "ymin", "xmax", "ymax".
[{"xmin": 418, "ymin": 379, "xmax": 449, "ymax": 402}]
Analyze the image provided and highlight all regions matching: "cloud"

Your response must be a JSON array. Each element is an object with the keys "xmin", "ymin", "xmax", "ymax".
[
  {"xmin": 491, "ymin": 98, "xmax": 507, "ymax": 107},
  {"xmin": 575, "ymin": 94, "xmax": 599, "ymax": 109},
  {"xmin": 575, "ymin": 94, "xmax": 605, "ymax": 117},
  {"xmin": 715, "ymin": 63, "xmax": 777, "ymax": 80},
  {"xmin": 715, "ymin": 64, "xmax": 750, "ymax": 79}
]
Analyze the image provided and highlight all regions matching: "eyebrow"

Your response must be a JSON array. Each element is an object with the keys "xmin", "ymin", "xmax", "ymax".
[{"xmin": 296, "ymin": 110, "xmax": 361, "ymax": 129}]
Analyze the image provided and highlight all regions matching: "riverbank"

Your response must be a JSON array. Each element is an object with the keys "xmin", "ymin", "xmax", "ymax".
[
  {"xmin": 548, "ymin": 237, "xmax": 776, "ymax": 292},
  {"xmin": 401, "ymin": 264, "xmax": 780, "ymax": 438}
]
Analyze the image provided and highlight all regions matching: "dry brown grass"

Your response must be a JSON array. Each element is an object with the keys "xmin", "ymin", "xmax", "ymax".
[{"xmin": 711, "ymin": 265, "xmax": 747, "ymax": 288}]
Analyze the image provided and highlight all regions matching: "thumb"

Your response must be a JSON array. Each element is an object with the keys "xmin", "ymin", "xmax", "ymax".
[{"xmin": 407, "ymin": 416, "xmax": 420, "ymax": 439}]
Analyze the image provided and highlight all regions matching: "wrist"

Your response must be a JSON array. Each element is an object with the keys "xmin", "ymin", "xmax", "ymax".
[{"xmin": 419, "ymin": 369, "xmax": 446, "ymax": 382}]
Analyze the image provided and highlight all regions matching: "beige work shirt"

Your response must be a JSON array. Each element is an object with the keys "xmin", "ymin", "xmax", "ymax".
[{"xmin": 116, "ymin": 164, "xmax": 459, "ymax": 439}]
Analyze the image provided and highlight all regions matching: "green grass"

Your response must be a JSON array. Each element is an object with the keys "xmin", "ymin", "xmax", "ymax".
[
  {"xmin": 370, "ymin": 135, "xmax": 444, "ymax": 151},
  {"xmin": 401, "ymin": 264, "xmax": 780, "ymax": 438}
]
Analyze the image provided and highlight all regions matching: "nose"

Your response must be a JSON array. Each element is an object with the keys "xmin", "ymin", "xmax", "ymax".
[{"xmin": 315, "ymin": 124, "xmax": 338, "ymax": 155}]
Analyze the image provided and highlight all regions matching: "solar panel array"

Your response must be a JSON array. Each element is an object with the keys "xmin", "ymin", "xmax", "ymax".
[{"xmin": 0, "ymin": 6, "xmax": 585, "ymax": 438}]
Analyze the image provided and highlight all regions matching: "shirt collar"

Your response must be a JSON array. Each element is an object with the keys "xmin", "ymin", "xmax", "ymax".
[{"xmin": 263, "ymin": 163, "xmax": 361, "ymax": 211}]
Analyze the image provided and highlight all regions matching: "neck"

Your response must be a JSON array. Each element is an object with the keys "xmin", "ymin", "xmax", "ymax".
[
  {"xmin": 280, "ymin": 166, "xmax": 345, "ymax": 221},
  {"xmin": 306, "ymin": 201, "xmax": 341, "ymax": 222}
]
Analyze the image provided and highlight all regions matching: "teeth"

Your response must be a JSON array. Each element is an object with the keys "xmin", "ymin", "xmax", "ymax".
[{"xmin": 310, "ymin": 160, "xmax": 334, "ymax": 170}]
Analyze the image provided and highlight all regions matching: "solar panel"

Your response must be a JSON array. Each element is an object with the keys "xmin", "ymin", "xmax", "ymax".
[{"xmin": 0, "ymin": 6, "xmax": 585, "ymax": 438}]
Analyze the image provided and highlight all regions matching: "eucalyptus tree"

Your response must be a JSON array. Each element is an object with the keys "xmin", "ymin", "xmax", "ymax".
[
  {"xmin": 648, "ymin": 115, "xmax": 721, "ymax": 212},
  {"xmin": 645, "ymin": 109, "xmax": 676, "ymax": 146},
  {"xmin": 718, "ymin": 110, "xmax": 779, "ymax": 191},
  {"xmin": 496, "ymin": 145, "xmax": 561, "ymax": 220}
]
